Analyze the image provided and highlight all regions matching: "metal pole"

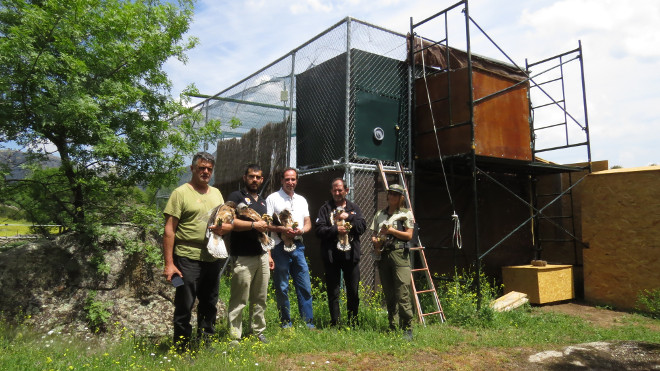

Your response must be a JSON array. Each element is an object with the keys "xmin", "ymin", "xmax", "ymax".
[
  {"xmin": 559, "ymin": 55, "xmax": 569, "ymax": 146},
  {"xmin": 408, "ymin": 18, "xmax": 415, "ymax": 208},
  {"xmin": 204, "ymin": 101, "xmax": 209, "ymax": 151},
  {"xmin": 526, "ymin": 57, "xmax": 540, "ymax": 261},
  {"xmin": 287, "ymin": 52, "xmax": 296, "ymax": 167},
  {"xmin": 463, "ymin": 0, "xmax": 482, "ymax": 310},
  {"xmin": 347, "ymin": 165, "xmax": 355, "ymax": 203},
  {"xmin": 578, "ymin": 40, "xmax": 593, "ymax": 172},
  {"xmin": 282, "ymin": 80, "xmax": 287, "ymax": 124},
  {"xmin": 344, "ymin": 19, "xmax": 352, "ymax": 168},
  {"xmin": 344, "ymin": 19, "xmax": 352, "ymax": 192}
]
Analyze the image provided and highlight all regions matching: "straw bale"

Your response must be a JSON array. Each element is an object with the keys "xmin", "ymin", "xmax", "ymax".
[{"xmin": 582, "ymin": 166, "xmax": 660, "ymax": 310}]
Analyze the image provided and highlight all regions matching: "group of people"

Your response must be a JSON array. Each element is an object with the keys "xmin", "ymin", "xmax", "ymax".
[{"xmin": 162, "ymin": 152, "xmax": 415, "ymax": 350}]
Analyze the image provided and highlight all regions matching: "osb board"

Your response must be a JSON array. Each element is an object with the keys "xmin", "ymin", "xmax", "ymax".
[
  {"xmin": 502, "ymin": 265, "xmax": 574, "ymax": 304},
  {"xmin": 491, "ymin": 291, "xmax": 529, "ymax": 312},
  {"xmin": 582, "ymin": 166, "xmax": 660, "ymax": 310},
  {"xmin": 558, "ymin": 161, "xmax": 609, "ymax": 264},
  {"xmin": 414, "ymin": 67, "xmax": 531, "ymax": 160}
]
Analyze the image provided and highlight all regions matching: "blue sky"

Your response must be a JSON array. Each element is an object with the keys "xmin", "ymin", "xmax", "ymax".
[{"xmin": 165, "ymin": 0, "xmax": 660, "ymax": 168}]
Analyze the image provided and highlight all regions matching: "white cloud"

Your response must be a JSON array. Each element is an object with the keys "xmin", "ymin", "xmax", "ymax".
[
  {"xmin": 487, "ymin": 0, "xmax": 660, "ymax": 167},
  {"xmin": 289, "ymin": 0, "xmax": 334, "ymax": 14},
  {"xmin": 520, "ymin": 0, "xmax": 660, "ymax": 61}
]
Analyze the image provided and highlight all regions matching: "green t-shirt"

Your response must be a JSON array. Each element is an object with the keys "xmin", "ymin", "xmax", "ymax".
[{"xmin": 163, "ymin": 183, "xmax": 224, "ymax": 262}]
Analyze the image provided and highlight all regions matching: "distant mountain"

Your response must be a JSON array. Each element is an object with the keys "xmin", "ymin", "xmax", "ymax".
[
  {"xmin": 0, "ymin": 149, "xmax": 211, "ymax": 186},
  {"xmin": 0, "ymin": 150, "xmax": 61, "ymax": 180}
]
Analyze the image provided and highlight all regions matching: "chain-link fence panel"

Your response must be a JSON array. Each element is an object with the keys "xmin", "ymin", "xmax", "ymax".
[{"xmin": 193, "ymin": 18, "xmax": 411, "ymax": 291}]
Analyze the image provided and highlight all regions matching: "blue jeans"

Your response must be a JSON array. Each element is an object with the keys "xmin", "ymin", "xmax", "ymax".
[{"xmin": 271, "ymin": 240, "xmax": 314, "ymax": 326}]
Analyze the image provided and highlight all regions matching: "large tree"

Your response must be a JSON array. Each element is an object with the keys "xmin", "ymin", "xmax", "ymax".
[{"xmin": 0, "ymin": 0, "xmax": 222, "ymax": 230}]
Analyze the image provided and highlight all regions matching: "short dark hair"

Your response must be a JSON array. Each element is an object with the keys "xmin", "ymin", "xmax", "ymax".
[
  {"xmin": 192, "ymin": 152, "xmax": 215, "ymax": 166},
  {"xmin": 281, "ymin": 167, "xmax": 298, "ymax": 180},
  {"xmin": 245, "ymin": 164, "xmax": 262, "ymax": 175},
  {"xmin": 331, "ymin": 177, "xmax": 348, "ymax": 189}
]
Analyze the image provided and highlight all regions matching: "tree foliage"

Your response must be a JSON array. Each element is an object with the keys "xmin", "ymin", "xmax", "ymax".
[{"xmin": 0, "ymin": 0, "xmax": 225, "ymax": 231}]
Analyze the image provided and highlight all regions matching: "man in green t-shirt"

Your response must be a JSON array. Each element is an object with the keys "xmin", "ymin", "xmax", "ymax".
[{"xmin": 163, "ymin": 152, "xmax": 231, "ymax": 350}]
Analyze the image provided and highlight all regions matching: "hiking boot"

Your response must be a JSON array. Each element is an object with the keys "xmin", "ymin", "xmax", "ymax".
[{"xmin": 404, "ymin": 329, "xmax": 413, "ymax": 341}]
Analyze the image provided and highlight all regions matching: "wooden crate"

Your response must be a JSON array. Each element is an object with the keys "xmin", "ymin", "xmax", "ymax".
[
  {"xmin": 502, "ymin": 265, "xmax": 574, "ymax": 304},
  {"xmin": 414, "ymin": 66, "xmax": 531, "ymax": 161}
]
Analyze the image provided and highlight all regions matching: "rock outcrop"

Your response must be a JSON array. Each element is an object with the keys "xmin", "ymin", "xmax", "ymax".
[{"xmin": 0, "ymin": 228, "xmax": 225, "ymax": 339}]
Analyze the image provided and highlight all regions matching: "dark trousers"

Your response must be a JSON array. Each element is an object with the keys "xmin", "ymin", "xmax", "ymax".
[
  {"xmin": 323, "ymin": 257, "xmax": 360, "ymax": 326},
  {"xmin": 173, "ymin": 255, "xmax": 222, "ymax": 346}
]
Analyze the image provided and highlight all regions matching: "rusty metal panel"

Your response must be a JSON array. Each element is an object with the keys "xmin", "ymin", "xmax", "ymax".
[
  {"xmin": 415, "ymin": 68, "xmax": 471, "ymax": 158},
  {"xmin": 473, "ymin": 69, "xmax": 531, "ymax": 160},
  {"xmin": 414, "ymin": 67, "xmax": 531, "ymax": 161}
]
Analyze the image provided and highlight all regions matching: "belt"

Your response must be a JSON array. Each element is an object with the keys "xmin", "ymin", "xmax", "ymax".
[{"xmin": 383, "ymin": 242, "xmax": 408, "ymax": 251}]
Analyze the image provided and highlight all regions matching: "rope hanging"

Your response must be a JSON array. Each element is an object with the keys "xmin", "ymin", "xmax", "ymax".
[{"xmin": 419, "ymin": 44, "xmax": 463, "ymax": 250}]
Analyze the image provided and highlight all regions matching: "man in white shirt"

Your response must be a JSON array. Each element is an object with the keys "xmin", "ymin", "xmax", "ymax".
[{"xmin": 266, "ymin": 167, "xmax": 315, "ymax": 329}]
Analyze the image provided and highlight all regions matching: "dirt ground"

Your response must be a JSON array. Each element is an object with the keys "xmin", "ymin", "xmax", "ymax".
[
  {"xmin": 536, "ymin": 302, "xmax": 660, "ymax": 332},
  {"xmin": 276, "ymin": 302, "xmax": 660, "ymax": 370}
]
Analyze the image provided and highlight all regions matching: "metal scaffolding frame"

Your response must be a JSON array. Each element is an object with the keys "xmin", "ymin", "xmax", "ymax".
[{"xmin": 409, "ymin": 0, "xmax": 592, "ymax": 307}]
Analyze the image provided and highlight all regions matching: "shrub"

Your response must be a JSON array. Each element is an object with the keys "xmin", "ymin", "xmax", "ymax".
[
  {"xmin": 84, "ymin": 290, "xmax": 113, "ymax": 332},
  {"xmin": 636, "ymin": 288, "xmax": 660, "ymax": 318},
  {"xmin": 0, "ymin": 204, "xmax": 26, "ymax": 220},
  {"xmin": 435, "ymin": 268, "xmax": 500, "ymax": 327}
]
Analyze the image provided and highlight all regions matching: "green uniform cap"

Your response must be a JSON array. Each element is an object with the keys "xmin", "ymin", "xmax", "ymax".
[{"xmin": 388, "ymin": 184, "xmax": 405, "ymax": 195}]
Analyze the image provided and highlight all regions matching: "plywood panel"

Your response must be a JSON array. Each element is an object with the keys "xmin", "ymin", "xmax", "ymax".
[{"xmin": 582, "ymin": 166, "xmax": 660, "ymax": 310}]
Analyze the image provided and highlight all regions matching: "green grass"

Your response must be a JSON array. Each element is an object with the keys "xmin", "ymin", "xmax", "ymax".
[
  {"xmin": 1, "ymin": 272, "xmax": 659, "ymax": 370},
  {"xmin": 0, "ymin": 219, "xmax": 32, "ymax": 237},
  {"xmin": 0, "ymin": 218, "xmax": 60, "ymax": 237}
]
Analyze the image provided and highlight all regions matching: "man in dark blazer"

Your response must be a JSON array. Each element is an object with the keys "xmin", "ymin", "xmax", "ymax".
[{"xmin": 315, "ymin": 177, "xmax": 366, "ymax": 327}]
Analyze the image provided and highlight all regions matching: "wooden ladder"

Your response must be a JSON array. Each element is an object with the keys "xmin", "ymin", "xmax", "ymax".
[{"xmin": 377, "ymin": 161, "xmax": 446, "ymax": 325}]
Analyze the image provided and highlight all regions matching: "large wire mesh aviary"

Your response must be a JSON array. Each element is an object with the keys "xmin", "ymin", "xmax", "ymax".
[{"xmin": 197, "ymin": 18, "xmax": 410, "ymax": 290}]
